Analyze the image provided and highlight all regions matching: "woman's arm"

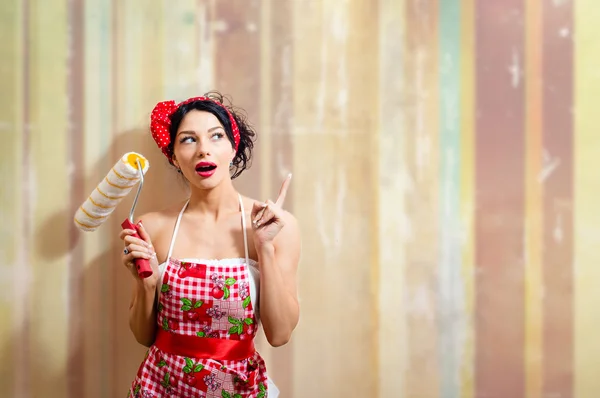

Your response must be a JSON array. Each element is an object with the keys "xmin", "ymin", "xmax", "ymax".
[
  {"xmin": 121, "ymin": 214, "xmax": 162, "ymax": 347},
  {"xmin": 128, "ymin": 278, "xmax": 158, "ymax": 347},
  {"xmin": 256, "ymin": 211, "xmax": 301, "ymax": 347}
]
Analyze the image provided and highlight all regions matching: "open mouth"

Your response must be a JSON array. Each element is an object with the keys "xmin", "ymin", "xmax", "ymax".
[
  {"xmin": 195, "ymin": 162, "xmax": 217, "ymax": 176},
  {"xmin": 196, "ymin": 165, "xmax": 216, "ymax": 172}
]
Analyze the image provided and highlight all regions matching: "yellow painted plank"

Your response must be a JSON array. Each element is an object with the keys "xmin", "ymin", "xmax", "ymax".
[
  {"xmin": 111, "ymin": 0, "xmax": 172, "ymax": 395},
  {"xmin": 255, "ymin": 0, "xmax": 274, "ymax": 374},
  {"xmin": 377, "ymin": 0, "xmax": 407, "ymax": 396},
  {"xmin": 27, "ymin": 0, "xmax": 69, "ymax": 396},
  {"xmin": 292, "ymin": 0, "xmax": 379, "ymax": 396},
  {"xmin": 162, "ymin": 0, "xmax": 207, "ymax": 101},
  {"xmin": 291, "ymin": 0, "xmax": 325, "ymax": 137},
  {"xmin": 403, "ymin": 0, "xmax": 440, "ymax": 396},
  {"xmin": 346, "ymin": 0, "xmax": 382, "ymax": 395},
  {"xmin": 82, "ymin": 0, "xmax": 115, "ymax": 396},
  {"xmin": 574, "ymin": 2, "xmax": 600, "ymax": 397},
  {"xmin": 259, "ymin": 0, "xmax": 273, "ymax": 203},
  {"xmin": 0, "ymin": 0, "xmax": 23, "ymax": 396},
  {"xmin": 459, "ymin": 0, "xmax": 475, "ymax": 396},
  {"xmin": 524, "ymin": 0, "xmax": 543, "ymax": 397}
]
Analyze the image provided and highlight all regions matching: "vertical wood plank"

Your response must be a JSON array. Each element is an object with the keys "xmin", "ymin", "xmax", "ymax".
[
  {"xmin": 541, "ymin": 1, "xmax": 574, "ymax": 396},
  {"xmin": 0, "ymin": 0, "xmax": 24, "ymax": 396},
  {"xmin": 404, "ymin": 0, "xmax": 441, "ymax": 396},
  {"xmin": 459, "ymin": 0, "xmax": 475, "ymax": 396},
  {"xmin": 214, "ymin": 0, "xmax": 262, "ymax": 200},
  {"xmin": 82, "ymin": 0, "xmax": 113, "ymax": 395},
  {"xmin": 292, "ymin": 0, "xmax": 379, "ymax": 395},
  {"xmin": 475, "ymin": 1, "xmax": 526, "ymax": 397},
  {"xmin": 347, "ymin": 0, "xmax": 380, "ymax": 394},
  {"xmin": 263, "ymin": 0, "xmax": 296, "ymax": 395},
  {"xmin": 439, "ymin": 1, "xmax": 462, "ymax": 396},
  {"xmin": 27, "ymin": 0, "xmax": 70, "ymax": 397},
  {"xmin": 67, "ymin": 0, "xmax": 86, "ymax": 396},
  {"xmin": 524, "ymin": 1, "xmax": 543, "ymax": 397},
  {"xmin": 378, "ymin": 0, "xmax": 407, "ymax": 395},
  {"xmin": 573, "ymin": 1, "xmax": 600, "ymax": 397}
]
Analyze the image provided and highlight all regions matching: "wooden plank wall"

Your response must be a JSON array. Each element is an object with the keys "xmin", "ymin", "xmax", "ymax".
[{"xmin": 0, "ymin": 0, "xmax": 598, "ymax": 397}]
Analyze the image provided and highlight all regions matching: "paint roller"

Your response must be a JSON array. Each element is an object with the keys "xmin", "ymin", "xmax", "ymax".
[{"xmin": 74, "ymin": 152, "xmax": 153, "ymax": 278}]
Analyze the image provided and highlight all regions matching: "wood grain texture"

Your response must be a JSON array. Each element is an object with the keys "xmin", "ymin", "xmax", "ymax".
[
  {"xmin": 542, "ymin": 1, "xmax": 574, "ymax": 396},
  {"xmin": 574, "ymin": 2, "xmax": 600, "ymax": 397},
  {"xmin": 404, "ymin": 0, "xmax": 441, "ymax": 396},
  {"xmin": 378, "ymin": 0, "xmax": 406, "ymax": 396},
  {"xmin": 475, "ymin": 1, "xmax": 526, "ymax": 397},
  {"xmin": 0, "ymin": 0, "xmax": 23, "ymax": 397},
  {"xmin": 459, "ymin": 0, "xmax": 475, "ymax": 396},
  {"xmin": 27, "ymin": 0, "xmax": 70, "ymax": 397},
  {"xmin": 0, "ymin": 1, "xmax": 590, "ymax": 397},
  {"xmin": 524, "ymin": 1, "xmax": 544, "ymax": 398}
]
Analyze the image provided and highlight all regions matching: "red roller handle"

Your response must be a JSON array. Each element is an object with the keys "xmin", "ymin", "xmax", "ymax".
[{"xmin": 121, "ymin": 218, "xmax": 153, "ymax": 279}]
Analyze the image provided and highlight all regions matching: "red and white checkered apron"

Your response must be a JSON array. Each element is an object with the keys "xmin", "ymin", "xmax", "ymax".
[{"xmin": 128, "ymin": 196, "xmax": 270, "ymax": 398}]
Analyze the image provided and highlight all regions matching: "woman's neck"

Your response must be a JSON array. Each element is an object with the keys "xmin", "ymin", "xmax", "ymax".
[{"xmin": 185, "ymin": 180, "xmax": 240, "ymax": 219}]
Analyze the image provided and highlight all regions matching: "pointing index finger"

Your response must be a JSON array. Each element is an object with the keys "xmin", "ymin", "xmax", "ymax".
[{"xmin": 275, "ymin": 173, "xmax": 292, "ymax": 207}]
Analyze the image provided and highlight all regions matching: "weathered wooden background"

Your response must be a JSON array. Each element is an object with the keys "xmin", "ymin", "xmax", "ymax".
[{"xmin": 1, "ymin": 0, "xmax": 600, "ymax": 397}]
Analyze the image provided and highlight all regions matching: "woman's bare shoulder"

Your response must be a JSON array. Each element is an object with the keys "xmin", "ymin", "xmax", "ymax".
[{"xmin": 134, "ymin": 201, "xmax": 187, "ymax": 237}]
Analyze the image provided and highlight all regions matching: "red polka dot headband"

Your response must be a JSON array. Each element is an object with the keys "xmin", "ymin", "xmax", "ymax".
[{"xmin": 150, "ymin": 96, "xmax": 241, "ymax": 163}]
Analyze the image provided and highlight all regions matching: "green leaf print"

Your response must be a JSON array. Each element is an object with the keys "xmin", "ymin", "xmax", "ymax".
[
  {"xmin": 185, "ymin": 357, "xmax": 194, "ymax": 368},
  {"xmin": 197, "ymin": 331, "xmax": 206, "ymax": 337},
  {"xmin": 181, "ymin": 298, "xmax": 192, "ymax": 306},
  {"xmin": 225, "ymin": 277, "xmax": 236, "ymax": 286},
  {"xmin": 157, "ymin": 303, "xmax": 164, "ymax": 312},
  {"xmin": 259, "ymin": 382, "xmax": 266, "ymax": 391},
  {"xmin": 228, "ymin": 316, "xmax": 241, "ymax": 325},
  {"xmin": 161, "ymin": 284, "xmax": 169, "ymax": 293},
  {"xmin": 158, "ymin": 360, "xmax": 166, "ymax": 368},
  {"xmin": 194, "ymin": 363, "xmax": 204, "ymax": 372},
  {"xmin": 193, "ymin": 300, "xmax": 204, "ymax": 308},
  {"xmin": 229, "ymin": 326, "xmax": 240, "ymax": 335},
  {"xmin": 257, "ymin": 392, "xmax": 265, "ymax": 398},
  {"xmin": 161, "ymin": 371, "xmax": 171, "ymax": 388},
  {"xmin": 244, "ymin": 318, "xmax": 253, "ymax": 325},
  {"xmin": 181, "ymin": 304, "xmax": 192, "ymax": 311},
  {"xmin": 234, "ymin": 394, "xmax": 243, "ymax": 398},
  {"xmin": 183, "ymin": 366, "xmax": 192, "ymax": 374},
  {"xmin": 222, "ymin": 390, "xmax": 232, "ymax": 398},
  {"xmin": 162, "ymin": 317, "xmax": 169, "ymax": 331},
  {"xmin": 242, "ymin": 296, "xmax": 251, "ymax": 309},
  {"xmin": 223, "ymin": 286, "xmax": 230, "ymax": 300},
  {"xmin": 134, "ymin": 384, "xmax": 141, "ymax": 394}
]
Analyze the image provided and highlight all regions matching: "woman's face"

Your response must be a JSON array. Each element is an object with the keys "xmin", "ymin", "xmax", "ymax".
[{"xmin": 171, "ymin": 109, "xmax": 236, "ymax": 189}]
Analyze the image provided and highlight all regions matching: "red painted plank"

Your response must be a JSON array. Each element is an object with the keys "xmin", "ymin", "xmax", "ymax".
[{"xmin": 475, "ymin": 1, "xmax": 526, "ymax": 397}]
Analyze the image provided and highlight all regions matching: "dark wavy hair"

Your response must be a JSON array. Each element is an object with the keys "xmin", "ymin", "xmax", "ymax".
[{"xmin": 166, "ymin": 91, "xmax": 256, "ymax": 179}]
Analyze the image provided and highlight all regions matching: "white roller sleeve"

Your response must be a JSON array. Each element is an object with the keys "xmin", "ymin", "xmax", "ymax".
[{"xmin": 74, "ymin": 152, "xmax": 150, "ymax": 232}]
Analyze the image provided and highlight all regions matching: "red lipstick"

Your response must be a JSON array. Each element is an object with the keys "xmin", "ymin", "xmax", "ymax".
[{"xmin": 195, "ymin": 161, "xmax": 217, "ymax": 178}]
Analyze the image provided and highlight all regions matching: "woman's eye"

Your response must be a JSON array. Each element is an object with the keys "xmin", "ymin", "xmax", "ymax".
[
  {"xmin": 211, "ymin": 132, "xmax": 224, "ymax": 140},
  {"xmin": 179, "ymin": 136, "xmax": 195, "ymax": 143}
]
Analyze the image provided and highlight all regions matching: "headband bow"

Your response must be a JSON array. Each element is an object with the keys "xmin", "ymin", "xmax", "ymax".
[{"xmin": 150, "ymin": 96, "xmax": 241, "ymax": 163}]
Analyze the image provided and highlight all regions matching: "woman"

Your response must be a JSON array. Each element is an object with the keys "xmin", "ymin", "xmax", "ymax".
[{"xmin": 121, "ymin": 92, "xmax": 301, "ymax": 397}]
